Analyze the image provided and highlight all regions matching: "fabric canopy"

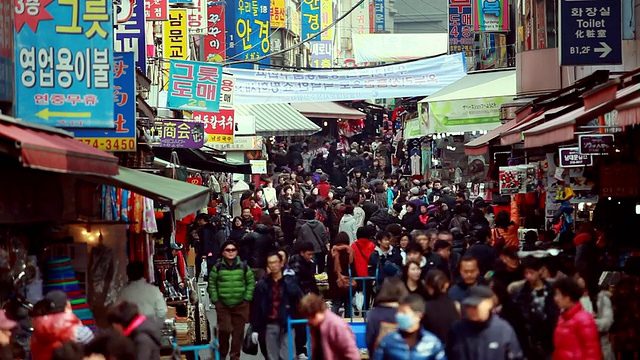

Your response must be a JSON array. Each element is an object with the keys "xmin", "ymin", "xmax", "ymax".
[
  {"xmin": 153, "ymin": 148, "xmax": 252, "ymax": 174},
  {"xmin": 0, "ymin": 115, "xmax": 119, "ymax": 176},
  {"xmin": 233, "ymin": 103, "xmax": 321, "ymax": 136},
  {"xmin": 419, "ymin": 69, "xmax": 516, "ymax": 104},
  {"xmin": 464, "ymin": 119, "xmax": 518, "ymax": 155},
  {"xmin": 290, "ymin": 102, "xmax": 365, "ymax": 120},
  {"xmin": 616, "ymin": 97, "xmax": 640, "ymax": 127},
  {"xmin": 500, "ymin": 105, "xmax": 574, "ymax": 146},
  {"xmin": 90, "ymin": 167, "xmax": 210, "ymax": 219}
]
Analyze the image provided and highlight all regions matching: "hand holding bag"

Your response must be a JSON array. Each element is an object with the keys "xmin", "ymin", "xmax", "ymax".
[{"xmin": 242, "ymin": 325, "xmax": 259, "ymax": 355}]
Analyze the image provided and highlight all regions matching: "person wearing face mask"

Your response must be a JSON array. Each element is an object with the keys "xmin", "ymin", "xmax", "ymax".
[
  {"xmin": 374, "ymin": 294, "xmax": 445, "ymax": 360},
  {"xmin": 446, "ymin": 286, "xmax": 523, "ymax": 360}
]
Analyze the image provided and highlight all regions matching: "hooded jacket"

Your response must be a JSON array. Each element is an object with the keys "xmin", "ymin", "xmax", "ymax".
[
  {"xmin": 447, "ymin": 315, "xmax": 523, "ymax": 360},
  {"xmin": 312, "ymin": 310, "xmax": 362, "ymax": 360},
  {"xmin": 339, "ymin": 214, "xmax": 358, "ymax": 244},
  {"xmin": 552, "ymin": 303, "xmax": 601, "ymax": 360},
  {"xmin": 124, "ymin": 316, "xmax": 162, "ymax": 360},
  {"xmin": 352, "ymin": 238, "xmax": 376, "ymax": 277},
  {"xmin": 296, "ymin": 219, "xmax": 329, "ymax": 253},
  {"xmin": 31, "ymin": 312, "xmax": 88, "ymax": 360},
  {"xmin": 289, "ymin": 254, "xmax": 319, "ymax": 294},
  {"xmin": 240, "ymin": 224, "xmax": 276, "ymax": 269}
]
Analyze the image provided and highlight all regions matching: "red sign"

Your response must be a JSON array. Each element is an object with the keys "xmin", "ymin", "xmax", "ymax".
[
  {"xmin": 204, "ymin": 4, "xmax": 225, "ymax": 62},
  {"xmin": 193, "ymin": 108, "xmax": 235, "ymax": 144},
  {"xmin": 145, "ymin": 0, "xmax": 169, "ymax": 21}
]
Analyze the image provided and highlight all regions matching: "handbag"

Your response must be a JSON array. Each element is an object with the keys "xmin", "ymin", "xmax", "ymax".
[
  {"xmin": 242, "ymin": 325, "xmax": 258, "ymax": 355},
  {"xmin": 165, "ymin": 151, "xmax": 188, "ymax": 181}
]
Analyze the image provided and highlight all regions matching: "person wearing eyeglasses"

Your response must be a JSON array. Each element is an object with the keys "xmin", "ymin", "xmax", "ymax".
[{"xmin": 208, "ymin": 240, "xmax": 255, "ymax": 360}]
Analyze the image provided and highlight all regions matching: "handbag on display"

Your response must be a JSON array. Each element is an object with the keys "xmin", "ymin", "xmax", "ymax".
[{"xmin": 165, "ymin": 151, "xmax": 188, "ymax": 181}]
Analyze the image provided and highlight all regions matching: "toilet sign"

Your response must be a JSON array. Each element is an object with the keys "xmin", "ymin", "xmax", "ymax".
[{"xmin": 559, "ymin": 0, "xmax": 622, "ymax": 66}]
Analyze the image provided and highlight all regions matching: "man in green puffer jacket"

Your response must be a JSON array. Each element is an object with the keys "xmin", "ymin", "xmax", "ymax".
[{"xmin": 208, "ymin": 240, "xmax": 255, "ymax": 360}]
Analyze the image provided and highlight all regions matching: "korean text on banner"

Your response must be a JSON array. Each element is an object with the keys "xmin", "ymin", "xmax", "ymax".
[
  {"xmin": 227, "ymin": 0, "xmax": 270, "ymax": 66},
  {"xmin": 449, "ymin": 0, "xmax": 473, "ymax": 56},
  {"xmin": 194, "ymin": 108, "xmax": 235, "ymax": 144},
  {"xmin": 373, "ymin": 0, "xmax": 385, "ymax": 32},
  {"xmin": 427, "ymin": 96, "xmax": 512, "ymax": 133},
  {"xmin": 473, "ymin": 0, "xmax": 509, "ymax": 31},
  {"xmin": 225, "ymin": 53, "xmax": 467, "ymax": 104},
  {"xmin": 310, "ymin": 40, "xmax": 333, "ymax": 68},
  {"xmin": 320, "ymin": 0, "xmax": 333, "ymax": 40},
  {"xmin": 150, "ymin": 119, "xmax": 205, "ymax": 148},
  {"xmin": 115, "ymin": 0, "xmax": 146, "ymax": 75},
  {"xmin": 302, "ymin": 0, "xmax": 321, "ymax": 40},
  {"xmin": 220, "ymin": 73, "xmax": 235, "ymax": 106},
  {"xmin": 167, "ymin": 60, "xmax": 222, "ymax": 111},
  {"xmin": 187, "ymin": 0, "xmax": 207, "ymax": 35},
  {"xmin": 163, "ymin": 9, "xmax": 188, "ymax": 89},
  {"xmin": 204, "ymin": 3, "xmax": 225, "ymax": 62},
  {"xmin": 351, "ymin": 0, "xmax": 370, "ymax": 34},
  {"xmin": 145, "ymin": 0, "xmax": 169, "ymax": 21},
  {"xmin": 0, "ymin": 0, "xmax": 13, "ymax": 103},
  {"xmin": 14, "ymin": 0, "xmax": 115, "ymax": 128},
  {"xmin": 271, "ymin": 0, "xmax": 286, "ymax": 28},
  {"xmin": 72, "ymin": 52, "xmax": 137, "ymax": 152}
]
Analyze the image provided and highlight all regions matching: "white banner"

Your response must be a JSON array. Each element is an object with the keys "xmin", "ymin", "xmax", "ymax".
[
  {"xmin": 353, "ymin": 34, "xmax": 449, "ymax": 64},
  {"xmin": 226, "ymin": 53, "xmax": 467, "ymax": 104},
  {"xmin": 187, "ymin": 0, "xmax": 207, "ymax": 35}
]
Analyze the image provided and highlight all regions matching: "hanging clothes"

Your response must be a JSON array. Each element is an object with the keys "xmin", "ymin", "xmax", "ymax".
[
  {"xmin": 411, "ymin": 154, "xmax": 422, "ymax": 176},
  {"xmin": 142, "ymin": 198, "xmax": 158, "ymax": 233}
]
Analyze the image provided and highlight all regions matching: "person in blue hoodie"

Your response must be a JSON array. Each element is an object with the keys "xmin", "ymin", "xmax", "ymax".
[
  {"xmin": 369, "ymin": 231, "xmax": 403, "ymax": 290},
  {"xmin": 374, "ymin": 294, "xmax": 446, "ymax": 360}
]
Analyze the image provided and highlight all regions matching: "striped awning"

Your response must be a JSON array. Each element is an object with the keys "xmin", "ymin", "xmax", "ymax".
[{"xmin": 234, "ymin": 103, "xmax": 321, "ymax": 137}]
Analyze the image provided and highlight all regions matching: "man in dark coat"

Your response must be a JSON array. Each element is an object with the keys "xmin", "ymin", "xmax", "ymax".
[{"xmin": 196, "ymin": 213, "xmax": 226, "ymax": 278}]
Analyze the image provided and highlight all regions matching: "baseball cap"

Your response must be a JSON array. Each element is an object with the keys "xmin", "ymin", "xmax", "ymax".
[
  {"xmin": 461, "ymin": 285, "xmax": 494, "ymax": 307},
  {"xmin": 0, "ymin": 310, "xmax": 17, "ymax": 330},
  {"xmin": 44, "ymin": 290, "xmax": 69, "ymax": 314}
]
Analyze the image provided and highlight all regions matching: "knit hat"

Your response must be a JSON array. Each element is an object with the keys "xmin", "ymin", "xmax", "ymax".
[{"xmin": 409, "ymin": 187, "xmax": 420, "ymax": 195}]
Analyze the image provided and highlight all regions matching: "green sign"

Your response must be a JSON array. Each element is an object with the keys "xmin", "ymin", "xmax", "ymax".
[{"xmin": 427, "ymin": 96, "xmax": 511, "ymax": 133}]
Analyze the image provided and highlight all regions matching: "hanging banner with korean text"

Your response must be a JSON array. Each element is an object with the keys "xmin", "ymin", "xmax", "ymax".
[
  {"xmin": 71, "ymin": 52, "xmax": 137, "ymax": 152},
  {"xmin": 14, "ymin": 0, "xmax": 115, "ymax": 128},
  {"xmin": 150, "ymin": 119, "xmax": 205, "ymax": 148},
  {"xmin": 351, "ymin": 0, "xmax": 370, "ymax": 35},
  {"xmin": 373, "ymin": 0, "xmax": 385, "ymax": 32},
  {"xmin": 226, "ymin": 0, "xmax": 270, "ymax": 67},
  {"xmin": 204, "ymin": 3, "xmax": 225, "ymax": 62},
  {"xmin": 449, "ymin": 0, "xmax": 473, "ymax": 56},
  {"xmin": 0, "ymin": 0, "xmax": 13, "ymax": 103},
  {"xmin": 194, "ymin": 108, "xmax": 235, "ymax": 143},
  {"xmin": 167, "ymin": 59, "xmax": 222, "ymax": 111},
  {"xmin": 163, "ymin": 9, "xmax": 188, "ymax": 89},
  {"xmin": 115, "ymin": 0, "xmax": 146, "ymax": 75},
  {"xmin": 302, "ymin": 0, "xmax": 321, "ymax": 40},
  {"xmin": 187, "ymin": 0, "xmax": 207, "ymax": 35},
  {"xmin": 145, "ymin": 0, "xmax": 169, "ymax": 21},
  {"xmin": 310, "ymin": 40, "xmax": 333, "ymax": 68},
  {"xmin": 271, "ymin": 0, "xmax": 286, "ymax": 28},
  {"xmin": 220, "ymin": 74, "xmax": 235, "ymax": 106},
  {"xmin": 225, "ymin": 52, "xmax": 467, "ymax": 104},
  {"xmin": 472, "ymin": 0, "xmax": 509, "ymax": 31},
  {"xmin": 321, "ymin": 0, "xmax": 333, "ymax": 40}
]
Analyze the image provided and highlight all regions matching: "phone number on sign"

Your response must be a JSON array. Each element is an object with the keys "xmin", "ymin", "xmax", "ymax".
[{"xmin": 77, "ymin": 138, "xmax": 136, "ymax": 151}]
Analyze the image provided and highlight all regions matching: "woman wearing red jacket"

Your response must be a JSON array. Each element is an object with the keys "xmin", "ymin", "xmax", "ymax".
[{"xmin": 552, "ymin": 277, "xmax": 602, "ymax": 360}]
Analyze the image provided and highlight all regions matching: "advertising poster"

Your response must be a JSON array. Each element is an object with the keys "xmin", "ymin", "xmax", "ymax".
[
  {"xmin": 271, "ymin": 0, "xmax": 286, "ymax": 28},
  {"xmin": 145, "ymin": 0, "xmax": 169, "ymax": 21},
  {"xmin": 499, "ymin": 166, "xmax": 521, "ymax": 195},
  {"xmin": 187, "ymin": 0, "xmax": 207, "ymax": 35},
  {"xmin": 472, "ymin": 0, "xmax": 509, "ymax": 31},
  {"xmin": 302, "ymin": 0, "xmax": 321, "ymax": 40},
  {"xmin": 310, "ymin": 40, "xmax": 333, "ymax": 68},
  {"xmin": 351, "ymin": 0, "xmax": 370, "ymax": 34},
  {"xmin": 167, "ymin": 60, "xmax": 222, "ymax": 111},
  {"xmin": 427, "ymin": 96, "xmax": 512, "ymax": 133},
  {"xmin": 14, "ymin": 0, "xmax": 115, "ymax": 128},
  {"xmin": 72, "ymin": 52, "xmax": 137, "ymax": 152},
  {"xmin": 194, "ymin": 108, "xmax": 235, "ymax": 144},
  {"xmin": 321, "ymin": 0, "xmax": 334, "ymax": 40},
  {"xmin": 150, "ymin": 119, "xmax": 205, "ymax": 148},
  {"xmin": 115, "ymin": 0, "xmax": 146, "ymax": 75},
  {"xmin": 449, "ymin": 0, "xmax": 473, "ymax": 56},
  {"xmin": 204, "ymin": 3, "xmax": 226, "ymax": 62}
]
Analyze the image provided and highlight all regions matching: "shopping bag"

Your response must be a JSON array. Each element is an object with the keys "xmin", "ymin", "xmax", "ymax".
[
  {"xmin": 200, "ymin": 258, "xmax": 208, "ymax": 280},
  {"xmin": 354, "ymin": 291, "xmax": 364, "ymax": 312},
  {"xmin": 242, "ymin": 325, "xmax": 258, "ymax": 355}
]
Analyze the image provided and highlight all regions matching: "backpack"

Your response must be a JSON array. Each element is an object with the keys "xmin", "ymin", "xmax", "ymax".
[{"xmin": 215, "ymin": 260, "xmax": 249, "ymax": 278}]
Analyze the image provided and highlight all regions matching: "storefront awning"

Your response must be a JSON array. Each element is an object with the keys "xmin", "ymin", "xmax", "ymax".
[
  {"xmin": 0, "ymin": 115, "xmax": 119, "ymax": 176},
  {"xmin": 290, "ymin": 102, "xmax": 365, "ymax": 120},
  {"xmin": 616, "ymin": 97, "xmax": 640, "ymax": 127},
  {"xmin": 464, "ymin": 119, "xmax": 519, "ymax": 155},
  {"xmin": 90, "ymin": 167, "xmax": 210, "ymax": 219},
  {"xmin": 234, "ymin": 103, "xmax": 321, "ymax": 136},
  {"xmin": 153, "ymin": 148, "xmax": 252, "ymax": 174},
  {"xmin": 418, "ymin": 69, "xmax": 516, "ymax": 133},
  {"xmin": 500, "ymin": 105, "xmax": 575, "ymax": 146}
]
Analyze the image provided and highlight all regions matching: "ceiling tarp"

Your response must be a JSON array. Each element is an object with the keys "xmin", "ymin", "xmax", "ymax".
[
  {"xmin": 352, "ymin": 34, "xmax": 448, "ymax": 63},
  {"xmin": 233, "ymin": 103, "xmax": 321, "ymax": 136},
  {"xmin": 420, "ymin": 69, "xmax": 516, "ymax": 134},
  {"xmin": 290, "ymin": 102, "xmax": 365, "ymax": 120}
]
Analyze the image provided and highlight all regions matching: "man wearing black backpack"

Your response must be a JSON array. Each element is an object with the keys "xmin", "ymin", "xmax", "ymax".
[{"xmin": 208, "ymin": 240, "xmax": 255, "ymax": 360}]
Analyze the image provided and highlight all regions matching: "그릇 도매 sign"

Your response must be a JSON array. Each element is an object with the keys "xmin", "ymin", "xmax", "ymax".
[
  {"xmin": 72, "ymin": 52, "xmax": 137, "ymax": 152},
  {"xmin": 167, "ymin": 59, "xmax": 222, "ymax": 111},
  {"xmin": 559, "ymin": 0, "xmax": 622, "ymax": 66},
  {"xmin": 193, "ymin": 108, "xmax": 235, "ymax": 143},
  {"xmin": 559, "ymin": 147, "xmax": 593, "ymax": 168},
  {"xmin": 150, "ymin": 119, "xmax": 205, "ymax": 148},
  {"xmin": 14, "ymin": 0, "xmax": 115, "ymax": 128},
  {"xmin": 579, "ymin": 134, "xmax": 614, "ymax": 155}
]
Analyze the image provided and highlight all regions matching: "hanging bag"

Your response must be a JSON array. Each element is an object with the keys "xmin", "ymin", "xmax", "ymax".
[{"xmin": 165, "ymin": 151, "xmax": 188, "ymax": 181}]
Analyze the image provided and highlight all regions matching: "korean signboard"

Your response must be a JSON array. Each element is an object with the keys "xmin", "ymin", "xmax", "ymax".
[
  {"xmin": 250, "ymin": 160, "xmax": 267, "ymax": 174},
  {"xmin": 167, "ymin": 60, "xmax": 222, "ymax": 111},
  {"xmin": 449, "ymin": 0, "xmax": 473, "ymax": 56},
  {"xmin": 271, "ymin": 0, "xmax": 286, "ymax": 28},
  {"xmin": 220, "ymin": 74, "xmax": 235, "ymax": 106},
  {"xmin": 302, "ymin": 0, "xmax": 321, "ymax": 40},
  {"xmin": 14, "ymin": 0, "xmax": 114, "ymax": 128},
  {"xmin": 163, "ymin": 10, "xmax": 188, "ymax": 61},
  {"xmin": 0, "ymin": 0, "xmax": 13, "ymax": 103},
  {"xmin": 579, "ymin": 134, "xmax": 614, "ymax": 155},
  {"xmin": 373, "ymin": 0, "xmax": 385, "ymax": 32},
  {"xmin": 204, "ymin": 3, "xmax": 225, "ymax": 62},
  {"xmin": 351, "ymin": 0, "xmax": 370, "ymax": 34},
  {"xmin": 600, "ymin": 164, "xmax": 640, "ymax": 197},
  {"xmin": 559, "ymin": 147, "xmax": 593, "ymax": 168},
  {"xmin": 72, "ymin": 52, "xmax": 137, "ymax": 152},
  {"xmin": 310, "ymin": 40, "xmax": 333, "ymax": 68},
  {"xmin": 559, "ymin": 0, "xmax": 622, "ymax": 66},
  {"xmin": 145, "ymin": 0, "xmax": 169, "ymax": 21},
  {"xmin": 115, "ymin": 0, "xmax": 146, "ymax": 75},
  {"xmin": 194, "ymin": 108, "xmax": 235, "ymax": 143},
  {"xmin": 427, "ymin": 96, "xmax": 512, "ymax": 133},
  {"xmin": 207, "ymin": 135, "xmax": 263, "ymax": 150},
  {"xmin": 150, "ymin": 119, "xmax": 205, "ymax": 148},
  {"xmin": 187, "ymin": 0, "xmax": 207, "ymax": 35},
  {"xmin": 226, "ymin": 0, "xmax": 270, "ymax": 67},
  {"xmin": 472, "ymin": 0, "xmax": 509, "ymax": 31},
  {"xmin": 290, "ymin": 6, "xmax": 301, "ymax": 37},
  {"xmin": 321, "ymin": 0, "xmax": 333, "ymax": 40}
]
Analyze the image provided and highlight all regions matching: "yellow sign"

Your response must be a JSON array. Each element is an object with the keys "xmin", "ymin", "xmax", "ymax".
[
  {"xmin": 163, "ymin": 9, "xmax": 188, "ymax": 89},
  {"xmin": 271, "ymin": 0, "xmax": 286, "ymax": 28},
  {"xmin": 321, "ymin": 0, "xmax": 333, "ymax": 40},
  {"xmin": 76, "ymin": 138, "xmax": 137, "ymax": 152},
  {"xmin": 291, "ymin": 6, "xmax": 301, "ymax": 37}
]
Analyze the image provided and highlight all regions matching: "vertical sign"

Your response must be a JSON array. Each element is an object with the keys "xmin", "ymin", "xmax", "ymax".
[
  {"xmin": 204, "ymin": 4, "xmax": 226, "ymax": 62},
  {"xmin": 373, "ymin": 0, "xmax": 385, "ymax": 33},
  {"xmin": 271, "ymin": 0, "xmax": 286, "ymax": 28},
  {"xmin": 449, "ymin": 0, "xmax": 473, "ymax": 56},
  {"xmin": 187, "ymin": 0, "xmax": 208, "ymax": 35},
  {"xmin": 0, "ymin": 0, "xmax": 13, "ymax": 103},
  {"xmin": 351, "ymin": 0, "xmax": 370, "ymax": 34},
  {"xmin": 320, "ymin": 0, "xmax": 333, "ymax": 40},
  {"xmin": 310, "ymin": 40, "xmax": 332, "ymax": 68},
  {"xmin": 302, "ymin": 0, "xmax": 321, "ymax": 40},
  {"xmin": 229, "ymin": 0, "xmax": 270, "ymax": 66},
  {"xmin": 145, "ymin": 0, "xmax": 169, "ymax": 21},
  {"xmin": 472, "ymin": 0, "xmax": 509, "ymax": 31},
  {"xmin": 14, "ymin": 0, "xmax": 115, "ymax": 128},
  {"xmin": 290, "ymin": 5, "xmax": 301, "ymax": 38},
  {"xmin": 194, "ymin": 108, "xmax": 235, "ymax": 144},
  {"xmin": 559, "ymin": 0, "xmax": 622, "ymax": 66},
  {"xmin": 72, "ymin": 52, "xmax": 137, "ymax": 152},
  {"xmin": 167, "ymin": 60, "xmax": 222, "ymax": 111},
  {"xmin": 163, "ymin": 9, "xmax": 188, "ymax": 88},
  {"xmin": 115, "ymin": 0, "xmax": 146, "ymax": 75}
]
